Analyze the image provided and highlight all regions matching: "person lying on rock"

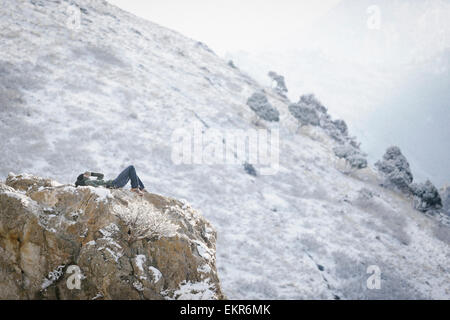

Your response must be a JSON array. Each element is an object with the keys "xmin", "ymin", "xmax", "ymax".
[{"xmin": 75, "ymin": 165, "xmax": 146, "ymax": 196}]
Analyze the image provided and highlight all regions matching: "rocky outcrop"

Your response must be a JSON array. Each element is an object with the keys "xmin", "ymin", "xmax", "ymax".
[{"xmin": 0, "ymin": 173, "xmax": 223, "ymax": 300}]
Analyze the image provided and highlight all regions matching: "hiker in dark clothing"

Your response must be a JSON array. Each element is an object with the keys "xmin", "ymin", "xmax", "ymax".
[{"xmin": 75, "ymin": 165, "xmax": 146, "ymax": 195}]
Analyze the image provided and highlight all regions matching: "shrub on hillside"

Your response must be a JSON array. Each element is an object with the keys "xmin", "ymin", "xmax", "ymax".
[
  {"xmin": 332, "ymin": 120, "xmax": 348, "ymax": 136},
  {"xmin": 243, "ymin": 162, "xmax": 257, "ymax": 177},
  {"xmin": 289, "ymin": 93, "xmax": 367, "ymax": 170},
  {"xmin": 246, "ymin": 91, "xmax": 280, "ymax": 122},
  {"xmin": 288, "ymin": 94, "xmax": 329, "ymax": 127},
  {"xmin": 333, "ymin": 145, "xmax": 368, "ymax": 169},
  {"xmin": 268, "ymin": 71, "xmax": 288, "ymax": 98},
  {"xmin": 410, "ymin": 180, "xmax": 443, "ymax": 212},
  {"xmin": 375, "ymin": 146, "xmax": 414, "ymax": 192},
  {"xmin": 299, "ymin": 94, "xmax": 327, "ymax": 114},
  {"xmin": 321, "ymin": 119, "xmax": 350, "ymax": 144},
  {"xmin": 288, "ymin": 103, "xmax": 320, "ymax": 126}
]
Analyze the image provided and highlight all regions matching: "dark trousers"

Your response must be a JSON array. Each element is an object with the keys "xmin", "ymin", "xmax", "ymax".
[{"xmin": 112, "ymin": 165, "xmax": 145, "ymax": 189}]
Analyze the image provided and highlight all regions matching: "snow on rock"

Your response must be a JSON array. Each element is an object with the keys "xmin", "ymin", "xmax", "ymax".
[
  {"xmin": 170, "ymin": 280, "xmax": 218, "ymax": 300},
  {"xmin": 194, "ymin": 240, "xmax": 214, "ymax": 262},
  {"xmin": 0, "ymin": 174, "xmax": 223, "ymax": 300},
  {"xmin": 197, "ymin": 264, "xmax": 212, "ymax": 274},
  {"xmin": 133, "ymin": 281, "xmax": 145, "ymax": 292},
  {"xmin": 87, "ymin": 186, "xmax": 113, "ymax": 203},
  {"xmin": 135, "ymin": 255, "xmax": 146, "ymax": 273},
  {"xmin": 41, "ymin": 265, "xmax": 65, "ymax": 291},
  {"xmin": 148, "ymin": 266, "xmax": 163, "ymax": 283}
]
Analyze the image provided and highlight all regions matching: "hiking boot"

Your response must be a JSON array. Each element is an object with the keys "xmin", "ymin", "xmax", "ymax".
[{"xmin": 131, "ymin": 188, "xmax": 144, "ymax": 196}]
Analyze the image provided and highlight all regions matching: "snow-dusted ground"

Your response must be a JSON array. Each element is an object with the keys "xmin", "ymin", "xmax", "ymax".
[
  {"xmin": 0, "ymin": 0, "xmax": 449, "ymax": 299},
  {"xmin": 226, "ymin": 0, "xmax": 450, "ymax": 188}
]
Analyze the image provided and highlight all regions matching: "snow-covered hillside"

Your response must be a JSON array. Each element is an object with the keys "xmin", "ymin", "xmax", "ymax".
[
  {"xmin": 227, "ymin": 0, "xmax": 450, "ymax": 188},
  {"xmin": 1, "ymin": 0, "xmax": 449, "ymax": 299}
]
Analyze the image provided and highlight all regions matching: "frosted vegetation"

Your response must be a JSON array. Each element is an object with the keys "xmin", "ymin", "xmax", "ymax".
[
  {"xmin": 375, "ymin": 146, "xmax": 443, "ymax": 214},
  {"xmin": 410, "ymin": 181, "xmax": 443, "ymax": 213},
  {"xmin": 112, "ymin": 200, "xmax": 179, "ymax": 242},
  {"xmin": 268, "ymin": 71, "xmax": 288, "ymax": 98},
  {"xmin": 243, "ymin": 162, "xmax": 257, "ymax": 177},
  {"xmin": 375, "ymin": 146, "xmax": 414, "ymax": 193},
  {"xmin": 289, "ymin": 94, "xmax": 367, "ymax": 170},
  {"xmin": 0, "ymin": 0, "xmax": 448, "ymax": 299},
  {"xmin": 246, "ymin": 90, "xmax": 280, "ymax": 122},
  {"xmin": 226, "ymin": 0, "xmax": 450, "ymax": 188},
  {"xmin": 333, "ymin": 145, "xmax": 368, "ymax": 170}
]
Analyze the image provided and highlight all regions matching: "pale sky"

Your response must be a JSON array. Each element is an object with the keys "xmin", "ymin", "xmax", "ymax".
[{"xmin": 107, "ymin": 0, "xmax": 342, "ymax": 55}]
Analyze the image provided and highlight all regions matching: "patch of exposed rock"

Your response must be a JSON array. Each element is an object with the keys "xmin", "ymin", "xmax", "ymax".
[{"xmin": 0, "ymin": 173, "xmax": 223, "ymax": 300}]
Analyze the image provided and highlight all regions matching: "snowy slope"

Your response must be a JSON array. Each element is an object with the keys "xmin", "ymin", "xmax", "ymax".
[
  {"xmin": 226, "ymin": 0, "xmax": 450, "ymax": 188},
  {"xmin": 1, "ymin": 0, "xmax": 449, "ymax": 299}
]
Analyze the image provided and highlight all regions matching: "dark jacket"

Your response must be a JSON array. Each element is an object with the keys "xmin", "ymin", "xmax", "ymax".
[{"xmin": 75, "ymin": 172, "xmax": 114, "ymax": 188}]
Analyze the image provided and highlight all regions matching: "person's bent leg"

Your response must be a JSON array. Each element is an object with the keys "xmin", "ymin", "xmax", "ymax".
[
  {"xmin": 112, "ymin": 166, "xmax": 133, "ymax": 188},
  {"xmin": 128, "ymin": 165, "xmax": 139, "ymax": 189},
  {"xmin": 137, "ymin": 176, "xmax": 145, "ymax": 190}
]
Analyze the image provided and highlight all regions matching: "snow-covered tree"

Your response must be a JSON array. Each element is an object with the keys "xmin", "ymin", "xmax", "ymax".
[
  {"xmin": 289, "ymin": 92, "xmax": 367, "ymax": 170},
  {"xmin": 375, "ymin": 146, "xmax": 414, "ymax": 192},
  {"xmin": 288, "ymin": 94, "xmax": 329, "ymax": 126},
  {"xmin": 321, "ymin": 119, "xmax": 350, "ymax": 144},
  {"xmin": 268, "ymin": 71, "xmax": 288, "ymax": 98},
  {"xmin": 246, "ymin": 91, "xmax": 280, "ymax": 122},
  {"xmin": 332, "ymin": 119, "xmax": 348, "ymax": 136},
  {"xmin": 333, "ymin": 145, "xmax": 368, "ymax": 169},
  {"xmin": 298, "ymin": 94, "xmax": 327, "ymax": 114},
  {"xmin": 243, "ymin": 162, "xmax": 257, "ymax": 176},
  {"xmin": 288, "ymin": 102, "xmax": 320, "ymax": 126},
  {"xmin": 410, "ymin": 180, "xmax": 443, "ymax": 212}
]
